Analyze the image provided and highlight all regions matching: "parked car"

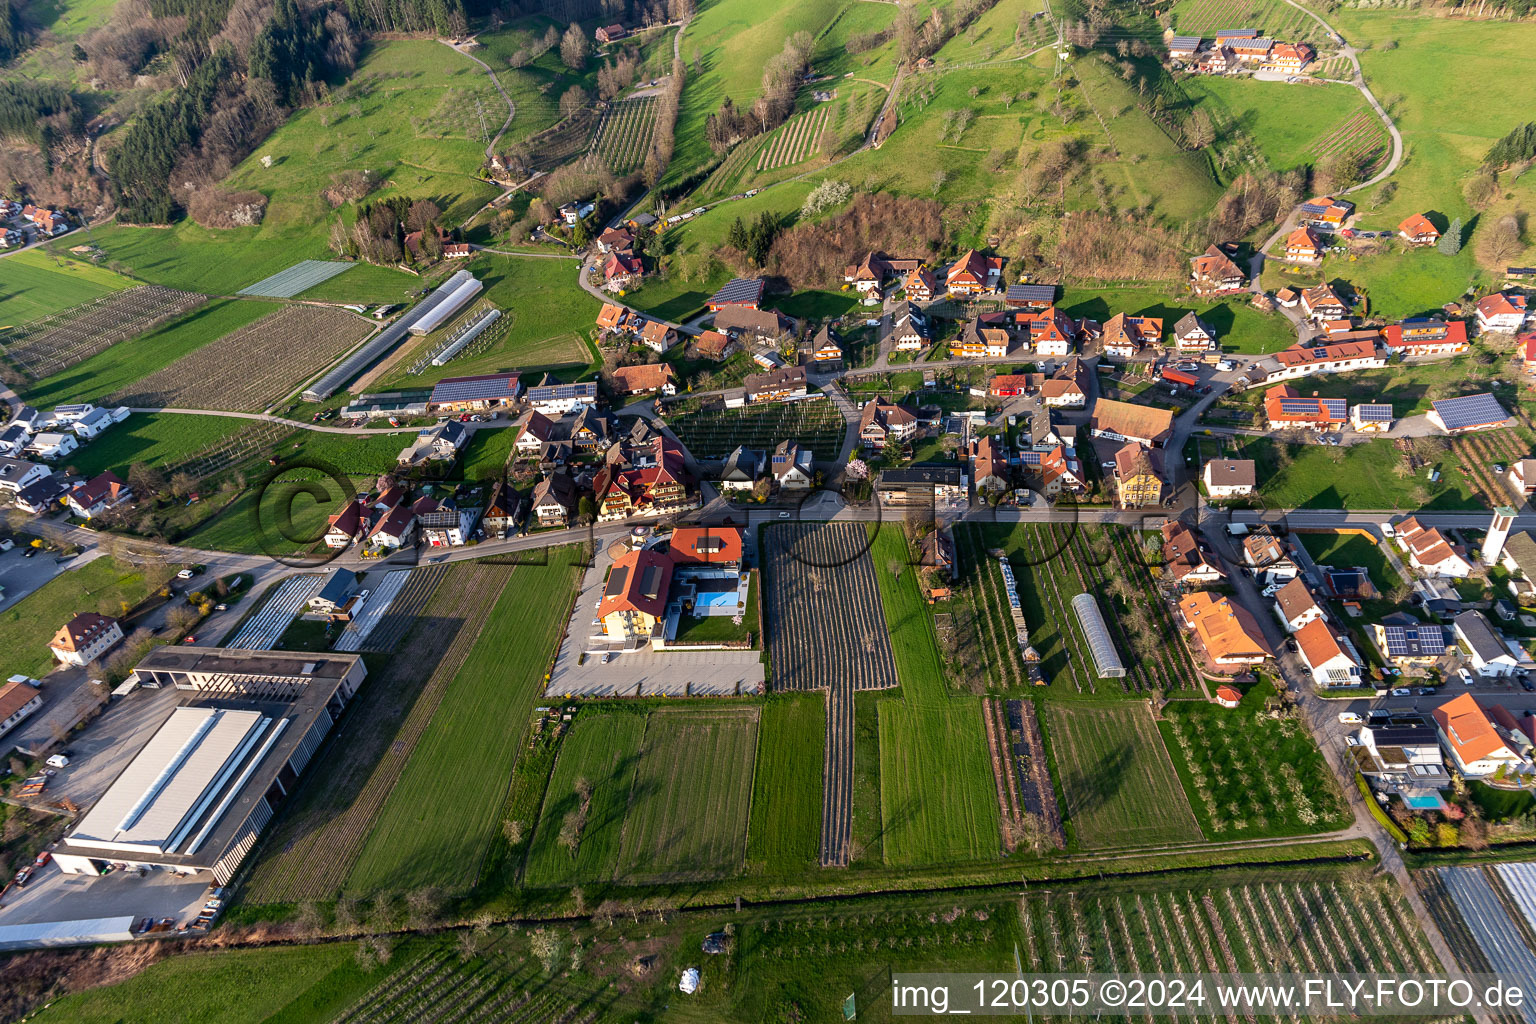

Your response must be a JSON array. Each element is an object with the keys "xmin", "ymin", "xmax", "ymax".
[
  {"xmin": 176, "ymin": 569, "xmax": 195, "ymax": 579},
  {"xmin": 1522, "ymin": 679, "xmax": 1535, "ymax": 693},
  {"xmin": 1417, "ymin": 687, "xmax": 1436, "ymax": 696},
  {"xmin": 182, "ymin": 635, "xmax": 198, "ymax": 644},
  {"xmin": 1338, "ymin": 712, "xmax": 1362, "ymax": 724},
  {"xmin": 778, "ymin": 511, "xmax": 791, "ymax": 519},
  {"xmin": 1391, "ymin": 687, "xmax": 1411, "ymax": 696},
  {"xmin": 1458, "ymin": 668, "xmax": 1474, "ymax": 685},
  {"xmin": 45, "ymin": 753, "xmax": 70, "ymax": 768}
]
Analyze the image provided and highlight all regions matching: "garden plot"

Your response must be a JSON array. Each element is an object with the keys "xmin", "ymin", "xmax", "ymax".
[
  {"xmin": 112, "ymin": 305, "xmax": 378, "ymax": 412},
  {"xmin": 333, "ymin": 569, "xmax": 413, "ymax": 652},
  {"xmin": 763, "ymin": 522, "xmax": 896, "ymax": 868},
  {"xmin": 1044, "ymin": 702, "xmax": 1201, "ymax": 850},
  {"xmin": 223, "ymin": 573, "xmax": 325, "ymax": 650},
  {"xmin": 586, "ymin": 95, "xmax": 658, "ymax": 174},
  {"xmin": 669, "ymin": 398, "xmax": 846, "ymax": 458},
  {"xmin": 0, "ymin": 286, "xmax": 206, "ymax": 381},
  {"xmin": 237, "ymin": 259, "xmax": 355, "ymax": 298}
]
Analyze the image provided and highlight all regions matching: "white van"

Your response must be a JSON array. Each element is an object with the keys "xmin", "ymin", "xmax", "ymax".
[
  {"xmin": 45, "ymin": 754, "xmax": 70, "ymax": 769},
  {"xmin": 1338, "ymin": 712, "xmax": 1362, "ymax": 724}
]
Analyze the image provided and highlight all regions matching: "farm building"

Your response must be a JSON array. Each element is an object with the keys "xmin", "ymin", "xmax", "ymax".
[
  {"xmin": 713, "ymin": 306, "xmax": 792, "ymax": 343},
  {"xmin": 944, "ymin": 249, "xmax": 1003, "ymax": 295},
  {"xmin": 1298, "ymin": 196, "xmax": 1353, "ymax": 231},
  {"xmin": 426, "ymin": 373, "xmax": 521, "ymax": 412},
  {"xmin": 1168, "ymin": 35, "xmax": 1202, "ymax": 59},
  {"xmin": 1189, "ymin": 244, "xmax": 1246, "ymax": 296},
  {"xmin": 55, "ymin": 649, "xmax": 365, "ymax": 884},
  {"xmin": 408, "ymin": 271, "xmax": 483, "ymax": 336},
  {"xmin": 1071, "ymin": 593, "xmax": 1126, "ymax": 678},
  {"xmin": 1261, "ymin": 339, "xmax": 1385, "ymax": 383},
  {"xmin": 706, "ymin": 277, "xmax": 766, "ymax": 311},
  {"xmin": 1004, "ymin": 283, "xmax": 1057, "ymax": 308},
  {"xmin": 744, "ymin": 366, "xmax": 808, "ymax": 403},
  {"xmin": 1427, "ymin": 393, "xmax": 1510, "ymax": 434}
]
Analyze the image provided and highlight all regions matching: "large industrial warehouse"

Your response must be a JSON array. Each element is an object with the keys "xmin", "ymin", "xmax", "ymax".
[{"xmin": 53, "ymin": 648, "xmax": 365, "ymax": 884}]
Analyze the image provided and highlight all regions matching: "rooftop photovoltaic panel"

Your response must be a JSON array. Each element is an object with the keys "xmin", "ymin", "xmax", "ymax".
[
  {"xmin": 428, "ymin": 375, "xmax": 519, "ymax": 403},
  {"xmin": 709, "ymin": 278, "xmax": 765, "ymax": 305},
  {"xmin": 1006, "ymin": 284, "xmax": 1057, "ymax": 302},
  {"xmin": 528, "ymin": 382, "xmax": 597, "ymax": 400},
  {"xmin": 1354, "ymin": 403, "xmax": 1393, "ymax": 421},
  {"xmin": 1018, "ymin": 451, "xmax": 1042, "ymax": 465},
  {"xmin": 1277, "ymin": 397, "xmax": 1344, "ymax": 417},
  {"xmin": 1432, "ymin": 393, "xmax": 1508, "ymax": 431}
]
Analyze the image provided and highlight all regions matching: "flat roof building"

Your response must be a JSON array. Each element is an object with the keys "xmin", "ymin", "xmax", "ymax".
[{"xmin": 55, "ymin": 648, "xmax": 365, "ymax": 884}]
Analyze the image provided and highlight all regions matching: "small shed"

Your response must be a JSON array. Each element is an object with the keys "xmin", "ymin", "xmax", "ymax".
[{"xmin": 1215, "ymin": 685, "xmax": 1242, "ymax": 708}]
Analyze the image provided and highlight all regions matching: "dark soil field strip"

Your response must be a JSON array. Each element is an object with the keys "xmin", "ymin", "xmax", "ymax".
[
  {"xmin": 361, "ymin": 564, "xmax": 449, "ymax": 653},
  {"xmin": 242, "ymin": 562, "xmax": 515, "ymax": 903},
  {"xmin": 761, "ymin": 523, "xmax": 897, "ymax": 867}
]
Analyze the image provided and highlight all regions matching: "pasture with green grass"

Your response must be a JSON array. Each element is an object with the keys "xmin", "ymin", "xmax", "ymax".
[
  {"xmin": 1044, "ymin": 701, "xmax": 1201, "ymax": 849},
  {"xmin": 0, "ymin": 556, "xmax": 168, "ymax": 679},
  {"xmin": 19, "ymin": 299, "xmax": 282, "ymax": 409},
  {"xmin": 0, "ymin": 249, "xmax": 133, "ymax": 325},
  {"xmin": 523, "ymin": 711, "xmax": 646, "ymax": 887},
  {"xmin": 747, "ymin": 694, "xmax": 825, "ymax": 875},
  {"xmin": 65, "ymin": 413, "xmax": 255, "ymax": 479},
  {"xmin": 346, "ymin": 549, "xmax": 582, "ymax": 894}
]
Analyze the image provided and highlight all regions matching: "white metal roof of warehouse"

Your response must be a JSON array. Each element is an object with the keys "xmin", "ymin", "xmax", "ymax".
[
  {"xmin": 70, "ymin": 707, "xmax": 275, "ymax": 855},
  {"xmin": 1432, "ymin": 393, "xmax": 1508, "ymax": 431}
]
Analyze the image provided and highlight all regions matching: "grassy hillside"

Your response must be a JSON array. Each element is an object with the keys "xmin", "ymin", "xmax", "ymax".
[{"xmin": 0, "ymin": 250, "xmax": 134, "ymax": 325}]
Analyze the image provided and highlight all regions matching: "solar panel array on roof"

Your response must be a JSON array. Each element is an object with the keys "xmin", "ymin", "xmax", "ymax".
[
  {"xmin": 1380, "ymin": 624, "xmax": 1446, "ymax": 657},
  {"xmin": 1018, "ymin": 451, "xmax": 1042, "ymax": 465},
  {"xmin": 709, "ymin": 278, "xmax": 764, "ymax": 305},
  {"xmin": 1353, "ymin": 403, "xmax": 1393, "ymax": 422},
  {"xmin": 429, "ymin": 374, "xmax": 519, "ymax": 404},
  {"xmin": 1432, "ymin": 393, "xmax": 1508, "ymax": 431},
  {"xmin": 1006, "ymin": 284, "xmax": 1057, "ymax": 302},
  {"xmin": 1277, "ymin": 397, "xmax": 1345, "ymax": 418},
  {"xmin": 528, "ymin": 381, "xmax": 598, "ymax": 400}
]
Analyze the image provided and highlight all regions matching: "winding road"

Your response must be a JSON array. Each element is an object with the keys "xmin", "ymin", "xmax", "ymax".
[{"xmin": 441, "ymin": 39, "xmax": 517, "ymax": 162}]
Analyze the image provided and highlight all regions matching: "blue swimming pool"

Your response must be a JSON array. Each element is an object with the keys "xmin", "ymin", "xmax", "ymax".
[
  {"xmin": 695, "ymin": 590, "xmax": 740, "ymax": 609},
  {"xmin": 1403, "ymin": 794, "xmax": 1443, "ymax": 810}
]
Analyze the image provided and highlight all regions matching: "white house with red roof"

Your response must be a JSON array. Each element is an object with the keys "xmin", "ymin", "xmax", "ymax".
[
  {"xmin": 944, "ymin": 249, "xmax": 1003, "ymax": 295},
  {"xmin": 1396, "ymin": 516, "xmax": 1473, "ymax": 578},
  {"xmin": 49, "ymin": 612, "xmax": 124, "ymax": 666},
  {"xmin": 66, "ymin": 472, "xmax": 132, "ymax": 519},
  {"xmin": 1476, "ymin": 292, "xmax": 1529, "ymax": 333},
  {"xmin": 1397, "ymin": 213, "xmax": 1440, "ymax": 246}
]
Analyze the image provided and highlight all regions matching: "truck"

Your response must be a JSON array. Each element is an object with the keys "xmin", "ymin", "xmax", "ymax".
[{"xmin": 1161, "ymin": 366, "xmax": 1199, "ymax": 388}]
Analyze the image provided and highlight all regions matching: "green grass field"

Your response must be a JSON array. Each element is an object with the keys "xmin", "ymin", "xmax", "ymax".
[
  {"xmin": 19, "ymin": 299, "xmax": 282, "ymax": 409},
  {"xmin": 0, "ymin": 556, "xmax": 167, "ymax": 678},
  {"xmin": 747, "ymin": 693, "xmax": 825, "ymax": 875},
  {"xmin": 281, "ymin": 429, "xmax": 413, "ymax": 476},
  {"xmin": 178, "ymin": 477, "xmax": 344, "ymax": 556},
  {"xmin": 0, "ymin": 249, "xmax": 134, "ymax": 326},
  {"xmin": 665, "ymin": 0, "xmax": 850, "ymax": 187},
  {"xmin": 523, "ymin": 712, "xmax": 646, "ymax": 886},
  {"xmin": 1159, "ymin": 680, "xmax": 1350, "ymax": 840},
  {"xmin": 26, "ymin": 941, "xmax": 391, "ymax": 1024},
  {"xmin": 346, "ymin": 550, "xmax": 582, "ymax": 893},
  {"xmin": 868, "ymin": 528, "xmax": 1001, "ymax": 866},
  {"xmin": 1044, "ymin": 701, "xmax": 1201, "ymax": 849},
  {"xmin": 64, "ymin": 413, "xmax": 255, "ymax": 479},
  {"xmin": 613, "ymin": 708, "xmax": 759, "ymax": 883},
  {"xmin": 1178, "ymin": 75, "xmax": 1372, "ymax": 174},
  {"xmin": 371, "ymin": 254, "xmax": 595, "ymax": 391},
  {"xmin": 457, "ymin": 424, "xmax": 519, "ymax": 481},
  {"xmin": 1056, "ymin": 286, "xmax": 1293, "ymax": 355},
  {"xmin": 1298, "ymin": 530, "xmax": 1404, "ymax": 594},
  {"xmin": 220, "ymin": 39, "xmax": 502, "ymax": 241},
  {"xmin": 1329, "ymin": 11, "xmax": 1536, "ymax": 234},
  {"xmin": 1236, "ymin": 435, "xmax": 1483, "ymax": 511}
]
